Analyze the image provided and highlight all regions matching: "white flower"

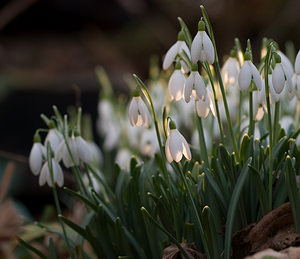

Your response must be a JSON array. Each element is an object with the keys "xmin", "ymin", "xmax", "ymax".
[
  {"xmin": 140, "ymin": 128, "xmax": 159, "ymax": 157},
  {"xmin": 44, "ymin": 128, "xmax": 63, "ymax": 151},
  {"xmin": 268, "ymin": 74, "xmax": 280, "ymax": 103},
  {"xmin": 163, "ymin": 31, "xmax": 191, "ymax": 73},
  {"xmin": 294, "ymin": 74, "xmax": 300, "ymax": 100},
  {"xmin": 29, "ymin": 142, "xmax": 46, "ymax": 175},
  {"xmin": 168, "ymin": 65, "xmax": 186, "ymax": 101},
  {"xmin": 97, "ymin": 99, "xmax": 121, "ymax": 150},
  {"xmin": 128, "ymin": 95, "xmax": 151, "ymax": 127},
  {"xmin": 238, "ymin": 54, "xmax": 262, "ymax": 91},
  {"xmin": 277, "ymin": 50, "xmax": 294, "ymax": 77},
  {"xmin": 115, "ymin": 148, "xmax": 132, "ymax": 171},
  {"xmin": 184, "ymin": 65, "xmax": 207, "ymax": 103},
  {"xmin": 221, "ymin": 56, "xmax": 240, "ymax": 87},
  {"xmin": 191, "ymin": 21, "xmax": 214, "ymax": 64},
  {"xmin": 55, "ymin": 134, "xmax": 92, "ymax": 168},
  {"xmin": 87, "ymin": 141, "xmax": 103, "ymax": 165},
  {"xmin": 295, "ymin": 50, "xmax": 300, "ymax": 74},
  {"xmin": 39, "ymin": 159, "xmax": 64, "ymax": 187},
  {"xmin": 165, "ymin": 120, "xmax": 191, "ymax": 163},
  {"xmin": 195, "ymin": 95, "xmax": 210, "ymax": 118},
  {"xmin": 253, "ymin": 88, "xmax": 266, "ymax": 121},
  {"xmin": 272, "ymin": 54, "xmax": 293, "ymax": 94}
]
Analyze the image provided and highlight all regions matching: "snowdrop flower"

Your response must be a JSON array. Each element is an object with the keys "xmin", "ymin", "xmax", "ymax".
[
  {"xmin": 238, "ymin": 52, "xmax": 262, "ymax": 91},
  {"xmin": 115, "ymin": 148, "xmax": 133, "ymax": 171},
  {"xmin": 165, "ymin": 119, "xmax": 191, "ymax": 163},
  {"xmin": 221, "ymin": 50, "xmax": 240, "ymax": 87},
  {"xmin": 168, "ymin": 63, "xmax": 186, "ymax": 101},
  {"xmin": 87, "ymin": 141, "xmax": 103, "ymax": 166},
  {"xmin": 29, "ymin": 133, "xmax": 46, "ymax": 175},
  {"xmin": 163, "ymin": 31, "xmax": 191, "ymax": 73},
  {"xmin": 44, "ymin": 125, "xmax": 63, "ymax": 151},
  {"xmin": 253, "ymin": 87, "xmax": 266, "ymax": 121},
  {"xmin": 277, "ymin": 50, "xmax": 294, "ymax": 78},
  {"xmin": 39, "ymin": 158, "xmax": 64, "ymax": 187},
  {"xmin": 293, "ymin": 74, "xmax": 300, "ymax": 100},
  {"xmin": 128, "ymin": 89, "xmax": 151, "ymax": 127},
  {"xmin": 55, "ymin": 133, "xmax": 92, "ymax": 168},
  {"xmin": 97, "ymin": 99, "xmax": 121, "ymax": 150},
  {"xmin": 272, "ymin": 53, "xmax": 293, "ymax": 94},
  {"xmin": 195, "ymin": 93, "xmax": 210, "ymax": 118},
  {"xmin": 140, "ymin": 128, "xmax": 159, "ymax": 157},
  {"xmin": 191, "ymin": 20, "xmax": 214, "ymax": 64},
  {"xmin": 184, "ymin": 63, "xmax": 207, "ymax": 103},
  {"xmin": 295, "ymin": 50, "xmax": 300, "ymax": 74}
]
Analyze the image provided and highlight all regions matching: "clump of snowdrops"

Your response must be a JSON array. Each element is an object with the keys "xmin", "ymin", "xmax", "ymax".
[{"xmin": 23, "ymin": 5, "xmax": 300, "ymax": 259}]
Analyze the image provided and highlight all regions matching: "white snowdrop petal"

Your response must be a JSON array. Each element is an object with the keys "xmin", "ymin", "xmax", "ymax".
[
  {"xmin": 137, "ymin": 98, "xmax": 150, "ymax": 127},
  {"xmin": 191, "ymin": 32, "xmax": 202, "ymax": 63},
  {"xmin": 296, "ymin": 75, "xmax": 300, "ymax": 100},
  {"xmin": 165, "ymin": 137, "xmax": 173, "ymax": 163},
  {"xmin": 168, "ymin": 70, "xmax": 185, "ymax": 101},
  {"xmin": 272, "ymin": 64, "xmax": 285, "ymax": 94},
  {"xmin": 39, "ymin": 162, "xmax": 48, "ymax": 186},
  {"xmin": 76, "ymin": 136, "xmax": 92, "ymax": 163},
  {"xmin": 180, "ymin": 41, "xmax": 191, "ymax": 60},
  {"xmin": 184, "ymin": 74, "xmax": 193, "ymax": 103},
  {"xmin": 250, "ymin": 63, "xmax": 262, "ymax": 90},
  {"xmin": 128, "ymin": 98, "xmax": 139, "ymax": 126},
  {"xmin": 277, "ymin": 51, "xmax": 294, "ymax": 77},
  {"xmin": 29, "ymin": 143, "xmax": 44, "ymax": 175},
  {"xmin": 169, "ymin": 130, "xmax": 183, "ymax": 162},
  {"xmin": 196, "ymin": 98, "xmax": 210, "ymax": 118},
  {"xmin": 163, "ymin": 42, "xmax": 179, "ymax": 70},
  {"xmin": 194, "ymin": 72, "xmax": 206, "ymax": 101},
  {"xmin": 55, "ymin": 162, "xmax": 64, "ymax": 187},
  {"xmin": 181, "ymin": 136, "xmax": 191, "ymax": 160},
  {"xmin": 238, "ymin": 62, "xmax": 252, "ymax": 91},
  {"xmin": 202, "ymin": 31, "xmax": 215, "ymax": 64},
  {"xmin": 295, "ymin": 50, "xmax": 300, "ymax": 74}
]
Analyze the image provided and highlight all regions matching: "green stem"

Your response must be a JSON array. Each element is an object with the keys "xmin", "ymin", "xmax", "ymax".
[
  {"xmin": 238, "ymin": 91, "xmax": 242, "ymax": 137},
  {"xmin": 46, "ymin": 144, "xmax": 73, "ymax": 259},
  {"xmin": 295, "ymin": 101, "xmax": 300, "ymax": 129},
  {"xmin": 248, "ymin": 88, "xmax": 254, "ymax": 136},
  {"xmin": 196, "ymin": 113, "xmax": 209, "ymax": 166},
  {"xmin": 273, "ymin": 102, "xmax": 280, "ymax": 144},
  {"xmin": 204, "ymin": 62, "xmax": 225, "ymax": 143},
  {"xmin": 264, "ymin": 43, "xmax": 274, "ymax": 211},
  {"xmin": 175, "ymin": 163, "xmax": 211, "ymax": 259},
  {"xmin": 201, "ymin": 5, "xmax": 239, "ymax": 161},
  {"xmin": 133, "ymin": 75, "xmax": 168, "ymax": 178}
]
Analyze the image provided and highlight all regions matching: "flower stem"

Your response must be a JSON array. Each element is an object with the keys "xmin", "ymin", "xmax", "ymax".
[
  {"xmin": 196, "ymin": 113, "xmax": 209, "ymax": 167},
  {"xmin": 264, "ymin": 43, "xmax": 274, "ymax": 211},
  {"xmin": 133, "ymin": 75, "xmax": 168, "ymax": 178},
  {"xmin": 201, "ymin": 5, "xmax": 239, "ymax": 160},
  {"xmin": 174, "ymin": 163, "xmax": 211, "ymax": 259},
  {"xmin": 204, "ymin": 62, "xmax": 225, "ymax": 143},
  {"xmin": 46, "ymin": 144, "xmax": 73, "ymax": 259},
  {"xmin": 248, "ymin": 88, "xmax": 254, "ymax": 136},
  {"xmin": 273, "ymin": 101, "xmax": 280, "ymax": 144}
]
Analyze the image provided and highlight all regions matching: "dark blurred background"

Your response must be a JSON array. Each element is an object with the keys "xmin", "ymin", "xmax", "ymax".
[{"xmin": 1, "ymin": 0, "xmax": 300, "ymax": 156}]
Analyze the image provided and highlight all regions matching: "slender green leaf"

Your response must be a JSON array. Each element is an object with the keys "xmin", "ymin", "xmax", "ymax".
[
  {"xmin": 17, "ymin": 237, "xmax": 47, "ymax": 259},
  {"xmin": 224, "ymin": 158, "xmax": 252, "ymax": 259}
]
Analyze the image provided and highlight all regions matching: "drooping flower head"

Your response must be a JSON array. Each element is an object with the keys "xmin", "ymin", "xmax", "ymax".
[
  {"xmin": 29, "ymin": 132, "xmax": 46, "ymax": 175},
  {"xmin": 272, "ymin": 52, "xmax": 293, "ymax": 94},
  {"xmin": 128, "ymin": 88, "xmax": 151, "ymax": 127},
  {"xmin": 221, "ymin": 49, "xmax": 240, "ymax": 88},
  {"xmin": 165, "ymin": 119, "xmax": 191, "ymax": 163},
  {"xmin": 163, "ymin": 30, "xmax": 191, "ymax": 73},
  {"xmin": 44, "ymin": 121, "xmax": 63, "ymax": 152},
  {"xmin": 191, "ymin": 20, "xmax": 215, "ymax": 64},
  {"xmin": 168, "ymin": 62, "xmax": 186, "ymax": 101},
  {"xmin": 295, "ymin": 50, "xmax": 300, "ymax": 75},
  {"xmin": 184, "ymin": 63, "xmax": 207, "ymax": 103},
  {"xmin": 238, "ymin": 51, "xmax": 262, "ymax": 91}
]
